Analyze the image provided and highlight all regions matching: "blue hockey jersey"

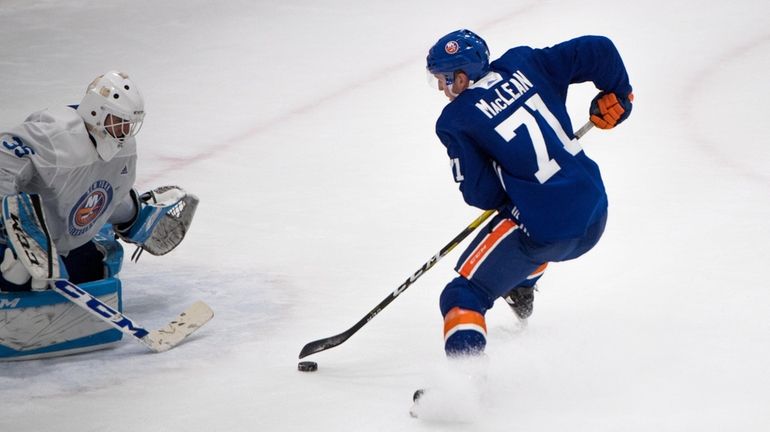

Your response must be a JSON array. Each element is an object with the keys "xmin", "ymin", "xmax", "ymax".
[{"xmin": 436, "ymin": 36, "xmax": 632, "ymax": 242}]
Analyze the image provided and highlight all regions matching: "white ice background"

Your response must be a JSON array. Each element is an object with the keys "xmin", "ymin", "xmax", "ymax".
[{"xmin": 0, "ymin": 0, "xmax": 768, "ymax": 430}]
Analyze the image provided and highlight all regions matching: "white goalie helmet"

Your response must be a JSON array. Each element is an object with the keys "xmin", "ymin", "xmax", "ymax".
[{"xmin": 77, "ymin": 71, "xmax": 145, "ymax": 161}]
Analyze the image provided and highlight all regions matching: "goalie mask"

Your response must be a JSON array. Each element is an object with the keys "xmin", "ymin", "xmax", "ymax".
[{"xmin": 77, "ymin": 71, "xmax": 145, "ymax": 161}]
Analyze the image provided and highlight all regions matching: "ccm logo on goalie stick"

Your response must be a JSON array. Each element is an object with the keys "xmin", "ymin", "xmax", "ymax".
[
  {"xmin": 8, "ymin": 213, "xmax": 42, "ymax": 266},
  {"xmin": 0, "ymin": 298, "xmax": 21, "ymax": 309},
  {"xmin": 53, "ymin": 280, "xmax": 150, "ymax": 338}
]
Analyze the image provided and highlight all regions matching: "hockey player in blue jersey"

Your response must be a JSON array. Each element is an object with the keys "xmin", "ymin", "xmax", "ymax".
[{"xmin": 427, "ymin": 30, "xmax": 633, "ymax": 357}]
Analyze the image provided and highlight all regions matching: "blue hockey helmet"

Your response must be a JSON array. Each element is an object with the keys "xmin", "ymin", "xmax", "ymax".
[{"xmin": 426, "ymin": 29, "xmax": 490, "ymax": 85}]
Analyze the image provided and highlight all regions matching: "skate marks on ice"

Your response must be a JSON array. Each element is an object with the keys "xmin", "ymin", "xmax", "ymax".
[
  {"xmin": 487, "ymin": 298, "xmax": 529, "ymax": 341},
  {"xmin": 121, "ymin": 264, "xmax": 296, "ymax": 347},
  {"xmin": 492, "ymin": 316, "xmax": 528, "ymax": 337}
]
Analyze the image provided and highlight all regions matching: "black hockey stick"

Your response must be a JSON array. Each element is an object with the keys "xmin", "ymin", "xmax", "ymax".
[
  {"xmin": 574, "ymin": 120, "xmax": 594, "ymax": 139},
  {"xmin": 299, "ymin": 209, "xmax": 496, "ymax": 359},
  {"xmin": 298, "ymin": 121, "xmax": 594, "ymax": 359}
]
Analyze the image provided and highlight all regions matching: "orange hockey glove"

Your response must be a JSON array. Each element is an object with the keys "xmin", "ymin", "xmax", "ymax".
[{"xmin": 589, "ymin": 92, "xmax": 634, "ymax": 129}]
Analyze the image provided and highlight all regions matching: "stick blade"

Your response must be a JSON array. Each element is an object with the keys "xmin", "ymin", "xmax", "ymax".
[
  {"xmin": 298, "ymin": 332, "xmax": 350, "ymax": 359},
  {"xmin": 142, "ymin": 301, "xmax": 214, "ymax": 353}
]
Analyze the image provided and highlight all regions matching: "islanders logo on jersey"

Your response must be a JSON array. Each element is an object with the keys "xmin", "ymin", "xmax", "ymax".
[
  {"xmin": 444, "ymin": 40, "xmax": 460, "ymax": 55},
  {"xmin": 69, "ymin": 180, "xmax": 114, "ymax": 236}
]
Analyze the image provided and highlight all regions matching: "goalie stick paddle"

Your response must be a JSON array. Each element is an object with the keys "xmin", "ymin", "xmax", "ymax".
[
  {"xmin": 299, "ymin": 209, "xmax": 496, "ymax": 359},
  {"xmin": 298, "ymin": 121, "xmax": 594, "ymax": 360},
  {"xmin": 52, "ymin": 280, "xmax": 214, "ymax": 353}
]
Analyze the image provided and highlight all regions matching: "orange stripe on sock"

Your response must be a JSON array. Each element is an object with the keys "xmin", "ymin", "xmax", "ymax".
[
  {"xmin": 458, "ymin": 219, "xmax": 517, "ymax": 278},
  {"xmin": 443, "ymin": 307, "xmax": 487, "ymax": 338}
]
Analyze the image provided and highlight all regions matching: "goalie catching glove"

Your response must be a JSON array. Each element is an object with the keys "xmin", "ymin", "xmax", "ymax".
[{"xmin": 115, "ymin": 185, "xmax": 199, "ymax": 261}]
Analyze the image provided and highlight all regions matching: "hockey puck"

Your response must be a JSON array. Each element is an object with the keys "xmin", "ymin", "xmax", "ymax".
[
  {"xmin": 297, "ymin": 361, "xmax": 318, "ymax": 372},
  {"xmin": 413, "ymin": 389, "xmax": 425, "ymax": 402}
]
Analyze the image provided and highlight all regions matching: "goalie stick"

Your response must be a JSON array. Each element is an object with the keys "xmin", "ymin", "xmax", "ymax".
[
  {"xmin": 2, "ymin": 193, "xmax": 214, "ymax": 353},
  {"xmin": 52, "ymin": 280, "xmax": 213, "ymax": 353},
  {"xmin": 298, "ymin": 121, "xmax": 594, "ymax": 360}
]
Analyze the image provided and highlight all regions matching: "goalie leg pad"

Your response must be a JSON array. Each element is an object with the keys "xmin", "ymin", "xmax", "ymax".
[
  {"xmin": 0, "ymin": 277, "xmax": 124, "ymax": 360},
  {"xmin": 1, "ymin": 193, "xmax": 65, "ymax": 282}
]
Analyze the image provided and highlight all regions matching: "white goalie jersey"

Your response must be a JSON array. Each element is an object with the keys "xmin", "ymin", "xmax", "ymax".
[{"xmin": 0, "ymin": 106, "xmax": 137, "ymax": 254}]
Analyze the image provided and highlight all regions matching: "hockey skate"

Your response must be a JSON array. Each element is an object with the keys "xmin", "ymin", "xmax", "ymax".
[
  {"xmin": 409, "ymin": 355, "xmax": 488, "ymax": 420},
  {"xmin": 409, "ymin": 389, "xmax": 425, "ymax": 418},
  {"xmin": 503, "ymin": 285, "xmax": 536, "ymax": 320}
]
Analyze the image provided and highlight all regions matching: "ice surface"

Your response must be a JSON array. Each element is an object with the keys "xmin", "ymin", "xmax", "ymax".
[{"xmin": 0, "ymin": 0, "xmax": 768, "ymax": 431}]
